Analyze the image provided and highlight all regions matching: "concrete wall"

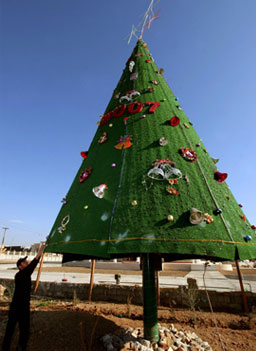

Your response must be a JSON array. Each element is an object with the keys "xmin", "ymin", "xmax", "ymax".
[
  {"xmin": 0, "ymin": 251, "xmax": 62, "ymax": 262},
  {"xmin": 1, "ymin": 278, "xmax": 255, "ymax": 313}
]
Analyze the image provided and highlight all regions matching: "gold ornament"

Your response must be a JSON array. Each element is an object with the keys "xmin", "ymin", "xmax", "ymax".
[
  {"xmin": 131, "ymin": 200, "xmax": 138, "ymax": 206},
  {"xmin": 167, "ymin": 215, "xmax": 174, "ymax": 221}
]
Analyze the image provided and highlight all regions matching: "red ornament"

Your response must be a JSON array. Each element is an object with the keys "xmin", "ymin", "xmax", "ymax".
[
  {"xmin": 80, "ymin": 151, "xmax": 88, "ymax": 159},
  {"xmin": 214, "ymin": 171, "xmax": 228, "ymax": 183},
  {"xmin": 251, "ymin": 225, "xmax": 256, "ymax": 230},
  {"xmin": 146, "ymin": 59, "xmax": 151, "ymax": 63},
  {"xmin": 170, "ymin": 116, "xmax": 180, "ymax": 126}
]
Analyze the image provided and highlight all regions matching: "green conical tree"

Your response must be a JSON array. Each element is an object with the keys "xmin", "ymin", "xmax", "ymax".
[{"xmin": 45, "ymin": 40, "xmax": 256, "ymax": 341}]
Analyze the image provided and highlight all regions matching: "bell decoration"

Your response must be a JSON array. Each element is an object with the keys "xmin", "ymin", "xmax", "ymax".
[
  {"xmin": 214, "ymin": 171, "xmax": 227, "ymax": 183},
  {"xmin": 80, "ymin": 151, "xmax": 88, "ymax": 159},
  {"xmin": 92, "ymin": 184, "xmax": 108, "ymax": 199},
  {"xmin": 189, "ymin": 208, "xmax": 205, "ymax": 225},
  {"xmin": 79, "ymin": 168, "xmax": 93, "ymax": 183},
  {"xmin": 170, "ymin": 116, "xmax": 180, "ymax": 126},
  {"xmin": 114, "ymin": 136, "xmax": 133, "ymax": 150},
  {"xmin": 148, "ymin": 159, "xmax": 181, "ymax": 182}
]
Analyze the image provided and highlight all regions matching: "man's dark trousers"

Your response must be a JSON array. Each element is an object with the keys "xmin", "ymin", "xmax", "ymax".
[{"xmin": 2, "ymin": 302, "xmax": 30, "ymax": 351}]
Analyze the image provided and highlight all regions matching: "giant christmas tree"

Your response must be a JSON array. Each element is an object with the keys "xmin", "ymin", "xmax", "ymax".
[{"xmin": 45, "ymin": 38, "xmax": 256, "ymax": 341}]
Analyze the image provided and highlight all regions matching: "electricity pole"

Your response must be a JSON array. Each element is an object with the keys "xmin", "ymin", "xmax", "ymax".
[{"xmin": 1, "ymin": 227, "xmax": 9, "ymax": 248}]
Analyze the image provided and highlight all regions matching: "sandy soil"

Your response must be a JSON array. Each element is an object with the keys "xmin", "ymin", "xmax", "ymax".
[{"xmin": 0, "ymin": 299, "xmax": 255, "ymax": 351}]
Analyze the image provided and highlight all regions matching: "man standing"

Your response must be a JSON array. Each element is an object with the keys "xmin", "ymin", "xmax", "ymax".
[{"xmin": 2, "ymin": 244, "xmax": 45, "ymax": 351}]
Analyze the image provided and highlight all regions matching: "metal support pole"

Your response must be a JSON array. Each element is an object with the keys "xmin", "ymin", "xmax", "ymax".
[
  {"xmin": 235, "ymin": 260, "xmax": 249, "ymax": 313},
  {"xmin": 34, "ymin": 253, "xmax": 45, "ymax": 294},
  {"xmin": 142, "ymin": 254, "xmax": 159, "ymax": 342},
  {"xmin": 88, "ymin": 259, "xmax": 96, "ymax": 301},
  {"xmin": 1, "ymin": 227, "xmax": 9, "ymax": 248},
  {"xmin": 156, "ymin": 271, "xmax": 160, "ymax": 306}
]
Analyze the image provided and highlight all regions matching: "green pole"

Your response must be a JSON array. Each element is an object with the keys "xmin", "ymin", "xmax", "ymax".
[{"xmin": 142, "ymin": 253, "xmax": 159, "ymax": 342}]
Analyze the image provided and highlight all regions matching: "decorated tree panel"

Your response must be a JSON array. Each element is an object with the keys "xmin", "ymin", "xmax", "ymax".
[{"xmin": 45, "ymin": 40, "xmax": 256, "ymax": 261}]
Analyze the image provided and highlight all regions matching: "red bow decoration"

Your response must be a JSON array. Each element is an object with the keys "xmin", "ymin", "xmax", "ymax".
[
  {"xmin": 80, "ymin": 151, "xmax": 88, "ymax": 159},
  {"xmin": 214, "ymin": 171, "xmax": 228, "ymax": 183},
  {"xmin": 170, "ymin": 116, "xmax": 180, "ymax": 126}
]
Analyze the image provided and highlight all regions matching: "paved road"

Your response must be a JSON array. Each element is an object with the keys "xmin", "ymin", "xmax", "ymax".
[{"xmin": 0, "ymin": 264, "xmax": 255, "ymax": 292}]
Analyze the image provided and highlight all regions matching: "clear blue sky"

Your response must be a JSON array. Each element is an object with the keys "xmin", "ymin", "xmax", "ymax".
[{"xmin": 1, "ymin": 0, "xmax": 256, "ymax": 247}]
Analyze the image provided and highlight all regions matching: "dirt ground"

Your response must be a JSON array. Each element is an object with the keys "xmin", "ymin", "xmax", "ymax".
[{"xmin": 0, "ymin": 299, "xmax": 255, "ymax": 351}]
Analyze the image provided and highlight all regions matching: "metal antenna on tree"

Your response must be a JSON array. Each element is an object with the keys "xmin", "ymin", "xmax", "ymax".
[{"xmin": 127, "ymin": 0, "xmax": 161, "ymax": 44}]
